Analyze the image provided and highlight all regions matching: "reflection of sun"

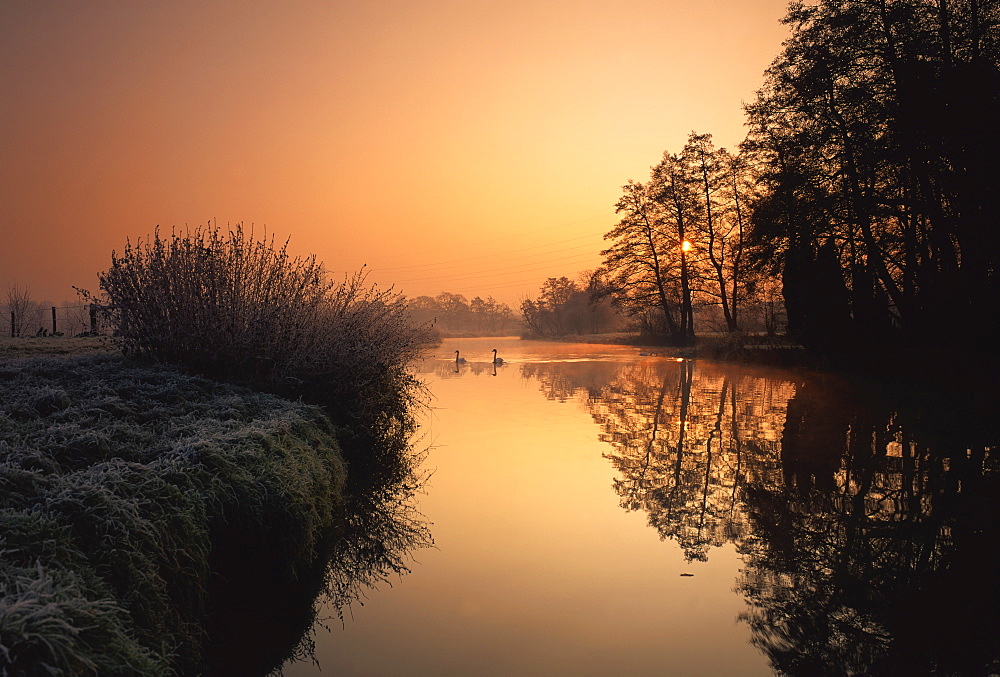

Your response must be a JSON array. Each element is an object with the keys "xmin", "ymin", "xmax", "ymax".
[{"xmin": 681, "ymin": 240, "xmax": 693, "ymax": 252}]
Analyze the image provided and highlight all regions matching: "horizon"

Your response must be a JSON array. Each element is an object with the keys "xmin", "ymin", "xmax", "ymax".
[{"xmin": 1, "ymin": 1, "xmax": 791, "ymax": 310}]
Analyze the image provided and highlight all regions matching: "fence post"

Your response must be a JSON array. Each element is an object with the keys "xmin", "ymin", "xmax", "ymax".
[
  {"xmin": 89, "ymin": 304, "xmax": 98, "ymax": 335},
  {"xmin": 51, "ymin": 307, "xmax": 57, "ymax": 335}
]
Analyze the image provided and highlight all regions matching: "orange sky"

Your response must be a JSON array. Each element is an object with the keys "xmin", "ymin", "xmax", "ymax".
[{"xmin": 1, "ymin": 0, "xmax": 790, "ymax": 309}]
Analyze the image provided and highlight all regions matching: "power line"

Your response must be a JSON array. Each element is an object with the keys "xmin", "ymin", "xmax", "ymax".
[
  {"xmin": 398, "ymin": 278, "xmax": 545, "ymax": 299},
  {"xmin": 392, "ymin": 267, "xmax": 598, "ymax": 300},
  {"xmin": 373, "ymin": 228, "xmax": 610, "ymax": 272},
  {"xmin": 385, "ymin": 250, "xmax": 602, "ymax": 285},
  {"xmin": 362, "ymin": 212, "xmax": 615, "ymax": 264},
  {"xmin": 362, "ymin": 213, "xmax": 615, "ymax": 301}
]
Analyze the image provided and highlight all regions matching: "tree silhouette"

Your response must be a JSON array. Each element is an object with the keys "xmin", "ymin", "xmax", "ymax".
[
  {"xmin": 744, "ymin": 0, "xmax": 1000, "ymax": 358},
  {"xmin": 602, "ymin": 133, "xmax": 772, "ymax": 341}
]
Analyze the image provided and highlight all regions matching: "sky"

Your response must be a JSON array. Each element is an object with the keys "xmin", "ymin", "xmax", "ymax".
[{"xmin": 1, "ymin": 0, "xmax": 791, "ymax": 310}]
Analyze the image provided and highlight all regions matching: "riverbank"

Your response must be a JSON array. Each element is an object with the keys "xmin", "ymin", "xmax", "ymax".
[
  {"xmin": 525, "ymin": 332, "xmax": 809, "ymax": 366},
  {"xmin": 0, "ymin": 351, "xmax": 347, "ymax": 675},
  {"xmin": 525, "ymin": 331, "xmax": 998, "ymax": 405}
]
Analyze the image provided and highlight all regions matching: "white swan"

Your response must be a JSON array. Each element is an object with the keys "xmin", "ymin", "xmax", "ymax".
[
  {"xmin": 455, "ymin": 350, "xmax": 466, "ymax": 363},
  {"xmin": 492, "ymin": 348, "xmax": 504, "ymax": 365}
]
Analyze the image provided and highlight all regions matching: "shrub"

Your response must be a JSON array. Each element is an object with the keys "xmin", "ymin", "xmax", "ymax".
[{"xmin": 89, "ymin": 224, "xmax": 432, "ymax": 425}]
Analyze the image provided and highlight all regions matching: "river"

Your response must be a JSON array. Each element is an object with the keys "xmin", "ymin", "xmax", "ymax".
[{"xmin": 280, "ymin": 337, "xmax": 1000, "ymax": 676}]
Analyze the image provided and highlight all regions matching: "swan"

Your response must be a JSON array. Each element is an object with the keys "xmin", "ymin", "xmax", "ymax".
[
  {"xmin": 492, "ymin": 348, "xmax": 504, "ymax": 365},
  {"xmin": 455, "ymin": 350, "xmax": 466, "ymax": 363}
]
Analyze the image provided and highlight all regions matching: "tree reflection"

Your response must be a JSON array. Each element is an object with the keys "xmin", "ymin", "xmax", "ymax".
[
  {"xmin": 584, "ymin": 360, "xmax": 790, "ymax": 561},
  {"xmin": 738, "ymin": 381, "xmax": 1000, "ymax": 676},
  {"xmin": 526, "ymin": 357, "xmax": 999, "ymax": 674},
  {"xmin": 519, "ymin": 360, "xmax": 622, "ymax": 403}
]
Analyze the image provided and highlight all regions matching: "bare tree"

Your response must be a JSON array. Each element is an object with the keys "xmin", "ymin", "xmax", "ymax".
[
  {"xmin": 5, "ymin": 282, "xmax": 38, "ymax": 337},
  {"xmin": 651, "ymin": 152, "xmax": 700, "ymax": 343},
  {"xmin": 601, "ymin": 180, "xmax": 685, "ymax": 341}
]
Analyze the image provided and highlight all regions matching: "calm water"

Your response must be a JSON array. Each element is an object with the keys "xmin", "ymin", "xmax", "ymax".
[{"xmin": 280, "ymin": 337, "xmax": 999, "ymax": 676}]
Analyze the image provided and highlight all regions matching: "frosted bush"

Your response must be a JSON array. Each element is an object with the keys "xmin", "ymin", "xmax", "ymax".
[{"xmin": 88, "ymin": 224, "xmax": 433, "ymax": 425}]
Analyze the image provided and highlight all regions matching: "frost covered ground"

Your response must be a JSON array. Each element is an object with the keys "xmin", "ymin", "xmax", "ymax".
[{"xmin": 0, "ymin": 353, "xmax": 346, "ymax": 675}]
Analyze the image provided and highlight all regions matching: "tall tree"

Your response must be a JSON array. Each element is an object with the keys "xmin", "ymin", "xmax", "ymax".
[
  {"xmin": 684, "ymin": 133, "xmax": 757, "ymax": 332},
  {"xmin": 601, "ymin": 180, "xmax": 685, "ymax": 341},
  {"xmin": 652, "ymin": 152, "xmax": 699, "ymax": 343},
  {"xmin": 745, "ymin": 0, "xmax": 1000, "ymax": 356},
  {"xmin": 602, "ymin": 137, "xmax": 770, "ymax": 341}
]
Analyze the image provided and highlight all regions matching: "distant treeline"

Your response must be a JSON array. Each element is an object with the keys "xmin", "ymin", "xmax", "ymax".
[
  {"xmin": 520, "ymin": 275, "xmax": 625, "ymax": 338},
  {"xmin": 594, "ymin": 0, "xmax": 999, "ymax": 362},
  {"xmin": 406, "ymin": 292, "xmax": 518, "ymax": 335},
  {"xmin": 409, "ymin": 280, "xmax": 628, "ymax": 340}
]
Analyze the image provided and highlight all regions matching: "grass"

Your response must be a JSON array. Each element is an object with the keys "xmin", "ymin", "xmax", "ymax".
[
  {"xmin": 0, "ymin": 337, "xmax": 114, "ymax": 360},
  {"xmin": 0, "ymin": 353, "xmax": 347, "ymax": 676},
  {"xmin": 0, "ymin": 228, "xmax": 436, "ymax": 674}
]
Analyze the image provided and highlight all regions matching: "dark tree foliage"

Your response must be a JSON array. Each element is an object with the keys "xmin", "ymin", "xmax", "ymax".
[
  {"xmin": 745, "ymin": 0, "xmax": 1000, "ymax": 358},
  {"xmin": 600, "ymin": 180, "xmax": 687, "ymax": 342}
]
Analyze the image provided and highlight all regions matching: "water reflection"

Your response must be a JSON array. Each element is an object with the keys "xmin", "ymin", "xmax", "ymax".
[
  {"xmin": 520, "ymin": 353, "xmax": 999, "ymax": 675},
  {"xmin": 738, "ymin": 379, "xmax": 1000, "ymax": 676},
  {"xmin": 261, "ymin": 340, "xmax": 998, "ymax": 675},
  {"xmin": 433, "ymin": 358, "xmax": 511, "ymax": 378},
  {"xmin": 206, "ymin": 417, "xmax": 433, "ymax": 676}
]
